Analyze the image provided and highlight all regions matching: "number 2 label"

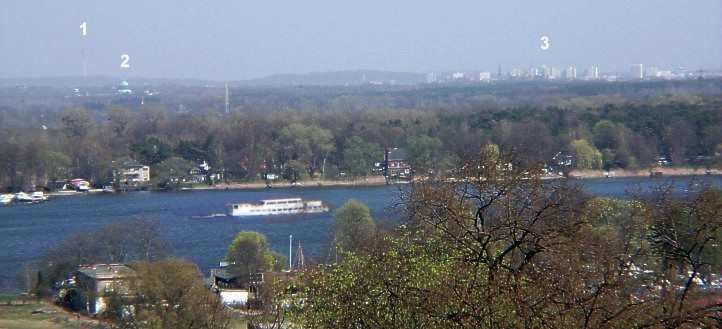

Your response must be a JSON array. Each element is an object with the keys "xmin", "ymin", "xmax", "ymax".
[{"xmin": 120, "ymin": 54, "xmax": 130, "ymax": 68}]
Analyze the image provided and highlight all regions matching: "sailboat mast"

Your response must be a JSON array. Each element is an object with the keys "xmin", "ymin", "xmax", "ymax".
[{"xmin": 289, "ymin": 234, "xmax": 293, "ymax": 270}]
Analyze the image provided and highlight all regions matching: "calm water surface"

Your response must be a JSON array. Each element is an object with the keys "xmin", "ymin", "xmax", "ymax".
[{"xmin": 1, "ymin": 176, "xmax": 721, "ymax": 292}]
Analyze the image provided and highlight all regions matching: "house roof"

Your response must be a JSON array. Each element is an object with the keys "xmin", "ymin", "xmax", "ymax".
[
  {"xmin": 387, "ymin": 148, "xmax": 408, "ymax": 161},
  {"xmin": 118, "ymin": 160, "xmax": 148, "ymax": 169},
  {"xmin": 78, "ymin": 264, "xmax": 135, "ymax": 280},
  {"xmin": 213, "ymin": 268, "xmax": 238, "ymax": 281}
]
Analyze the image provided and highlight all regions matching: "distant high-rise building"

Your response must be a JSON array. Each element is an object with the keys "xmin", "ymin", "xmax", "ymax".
[
  {"xmin": 549, "ymin": 67, "xmax": 561, "ymax": 80},
  {"xmin": 631, "ymin": 64, "xmax": 644, "ymax": 80},
  {"xmin": 646, "ymin": 66, "xmax": 659, "ymax": 78},
  {"xmin": 426, "ymin": 72, "xmax": 437, "ymax": 83},
  {"xmin": 541, "ymin": 65, "xmax": 550, "ymax": 79},
  {"xmin": 529, "ymin": 67, "xmax": 540, "ymax": 79},
  {"xmin": 497, "ymin": 64, "xmax": 503, "ymax": 79},
  {"xmin": 565, "ymin": 65, "xmax": 577, "ymax": 80},
  {"xmin": 584, "ymin": 65, "xmax": 600, "ymax": 80}
]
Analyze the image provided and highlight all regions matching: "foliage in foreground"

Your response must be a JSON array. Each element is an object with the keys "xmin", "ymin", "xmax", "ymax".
[
  {"xmin": 287, "ymin": 152, "xmax": 722, "ymax": 329},
  {"xmin": 331, "ymin": 199, "xmax": 377, "ymax": 256},
  {"xmin": 106, "ymin": 260, "xmax": 231, "ymax": 329},
  {"xmin": 225, "ymin": 231, "xmax": 286, "ymax": 277},
  {"xmin": 31, "ymin": 218, "xmax": 168, "ymax": 297}
]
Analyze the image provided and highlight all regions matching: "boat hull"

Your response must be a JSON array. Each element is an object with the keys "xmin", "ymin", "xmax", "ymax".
[
  {"xmin": 228, "ymin": 198, "xmax": 329, "ymax": 217},
  {"xmin": 229, "ymin": 208, "xmax": 328, "ymax": 217}
]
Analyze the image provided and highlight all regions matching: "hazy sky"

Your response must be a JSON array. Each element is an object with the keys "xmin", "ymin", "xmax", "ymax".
[{"xmin": 1, "ymin": 0, "xmax": 720, "ymax": 80}]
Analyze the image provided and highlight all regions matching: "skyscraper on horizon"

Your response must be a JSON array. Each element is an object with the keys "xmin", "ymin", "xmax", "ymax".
[
  {"xmin": 584, "ymin": 65, "xmax": 600, "ymax": 80},
  {"xmin": 631, "ymin": 64, "xmax": 644, "ymax": 80},
  {"xmin": 565, "ymin": 65, "xmax": 577, "ymax": 80}
]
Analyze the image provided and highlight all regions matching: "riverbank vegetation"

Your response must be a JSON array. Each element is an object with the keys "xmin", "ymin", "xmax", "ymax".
[{"xmin": 1, "ymin": 80, "xmax": 722, "ymax": 191}]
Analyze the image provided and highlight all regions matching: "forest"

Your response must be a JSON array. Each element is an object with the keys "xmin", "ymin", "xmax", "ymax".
[
  {"xmin": 1, "ymin": 79, "xmax": 721, "ymax": 191},
  {"xmin": 6, "ymin": 79, "xmax": 722, "ymax": 328}
]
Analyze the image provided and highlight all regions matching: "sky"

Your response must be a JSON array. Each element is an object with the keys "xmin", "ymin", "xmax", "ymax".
[{"xmin": 0, "ymin": 0, "xmax": 720, "ymax": 80}]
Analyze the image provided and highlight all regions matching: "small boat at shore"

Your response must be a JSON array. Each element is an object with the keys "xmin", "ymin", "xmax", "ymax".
[
  {"xmin": 31, "ymin": 191, "xmax": 48, "ymax": 202},
  {"xmin": 15, "ymin": 191, "xmax": 48, "ymax": 203},
  {"xmin": 0, "ymin": 194, "xmax": 14, "ymax": 205},
  {"xmin": 229, "ymin": 198, "xmax": 329, "ymax": 217},
  {"xmin": 15, "ymin": 192, "xmax": 33, "ymax": 202}
]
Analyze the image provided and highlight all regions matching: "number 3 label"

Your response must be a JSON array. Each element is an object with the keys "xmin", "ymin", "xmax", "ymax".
[
  {"xmin": 120, "ymin": 54, "xmax": 130, "ymax": 68},
  {"xmin": 540, "ymin": 36, "xmax": 550, "ymax": 50}
]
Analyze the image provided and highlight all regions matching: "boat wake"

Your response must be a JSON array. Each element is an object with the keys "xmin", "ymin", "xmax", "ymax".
[{"xmin": 191, "ymin": 213, "xmax": 228, "ymax": 219}]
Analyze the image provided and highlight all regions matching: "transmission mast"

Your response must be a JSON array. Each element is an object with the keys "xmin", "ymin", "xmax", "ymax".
[{"xmin": 224, "ymin": 83, "xmax": 230, "ymax": 113}]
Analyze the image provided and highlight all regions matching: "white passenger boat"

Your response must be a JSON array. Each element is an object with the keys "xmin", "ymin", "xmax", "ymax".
[
  {"xmin": 0, "ymin": 194, "xmax": 14, "ymax": 205},
  {"xmin": 229, "ymin": 198, "xmax": 329, "ymax": 217}
]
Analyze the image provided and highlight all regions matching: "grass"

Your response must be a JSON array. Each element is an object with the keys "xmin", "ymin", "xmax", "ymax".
[
  {"xmin": 0, "ymin": 295, "xmax": 250, "ymax": 329},
  {"xmin": 0, "ymin": 299, "xmax": 105, "ymax": 329},
  {"xmin": 229, "ymin": 317, "xmax": 250, "ymax": 329}
]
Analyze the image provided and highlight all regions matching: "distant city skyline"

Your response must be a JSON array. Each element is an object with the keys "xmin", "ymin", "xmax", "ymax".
[{"xmin": 1, "ymin": 1, "xmax": 720, "ymax": 80}]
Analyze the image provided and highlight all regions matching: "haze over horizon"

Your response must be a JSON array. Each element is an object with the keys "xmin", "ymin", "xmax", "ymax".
[{"xmin": 1, "ymin": 0, "xmax": 720, "ymax": 81}]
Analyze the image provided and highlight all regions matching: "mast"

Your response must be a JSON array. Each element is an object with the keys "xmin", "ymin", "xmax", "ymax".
[
  {"xmin": 294, "ymin": 242, "xmax": 305, "ymax": 270},
  {"xmin": 224, "ymin": 83, "xmax": 230, "ymax": 114},
  {"xmin": 289, "ymin": 234, "xmax": 293, "ymax": 270}
]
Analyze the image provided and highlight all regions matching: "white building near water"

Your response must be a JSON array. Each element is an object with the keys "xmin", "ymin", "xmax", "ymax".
[{"xmin": 114, "ymin": 160, "xmax": 151, "ymax": 189}]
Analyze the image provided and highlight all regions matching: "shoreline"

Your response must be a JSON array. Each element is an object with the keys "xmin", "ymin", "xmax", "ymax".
[
  {"xmin": 41, "ymin": 168, "xmax": 722, "ymax": 196},
  {"xmin": 184, "ymin": 176, "xmax": 390, "ymax": 191},
  {"xmin": 568, "ymin": 167, "xmax": 721, "ymax": 179},
  {"xmin": 186, "ymin": 167, "xmax": 722, "ymax": 191}
]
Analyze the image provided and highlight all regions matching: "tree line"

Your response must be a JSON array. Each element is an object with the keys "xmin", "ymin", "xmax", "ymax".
[{"xmin": 1, "ymin": 80, "xmax": 721, "ymax": 192}]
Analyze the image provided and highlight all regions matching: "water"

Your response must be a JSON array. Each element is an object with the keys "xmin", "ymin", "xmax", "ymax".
[{"xmin": 1, "ymin": 176, "xmax": 721, "ymax": 292}]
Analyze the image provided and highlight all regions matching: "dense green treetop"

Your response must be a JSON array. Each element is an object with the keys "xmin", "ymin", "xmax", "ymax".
[
  {"xmin": 331, "ymin": 199, "xmax": 376, "ymax": 255},
  {"xmin": 225, "ymin": 231, "xmax": 285, "ymax": 276}
]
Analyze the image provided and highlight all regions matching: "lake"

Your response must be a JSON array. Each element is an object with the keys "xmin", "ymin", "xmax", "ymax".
[{"xmin": 1, "ymin": 176, "xmax": 721, "ymax": 292}]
